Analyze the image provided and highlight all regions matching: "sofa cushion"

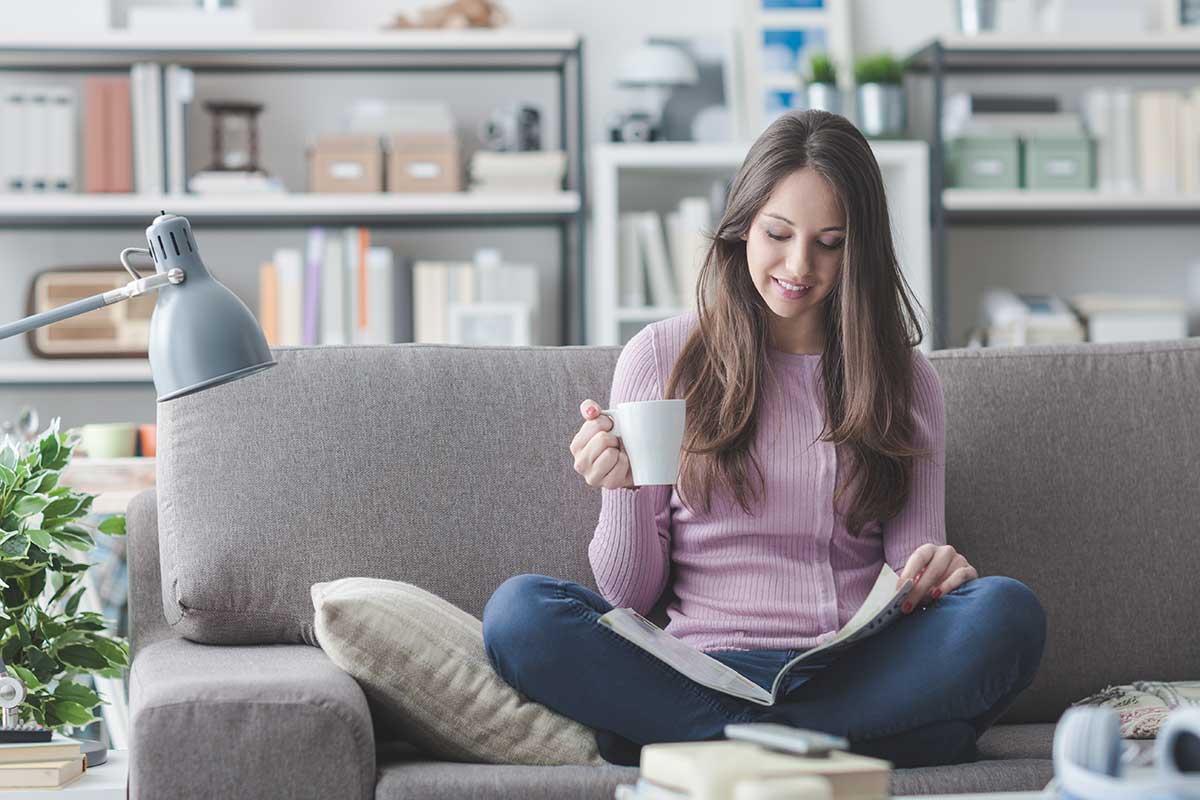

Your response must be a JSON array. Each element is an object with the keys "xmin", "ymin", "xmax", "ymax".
[
  {"xmin": 311, "ymin": 576, "xmax": 606, "ymax": 766},
  {"xmin": 371, "ymin": 754, "xmax": 1054, "ymax": 798}
]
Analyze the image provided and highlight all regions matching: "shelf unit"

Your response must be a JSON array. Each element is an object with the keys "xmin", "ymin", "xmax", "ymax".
[
  {"xmin": 590, "ymin": 141, "xmax": 931, "ymax": 349},
  {"xmin": 0, "ymin": 30, "xmax": 587, "ymax": 386},
  {"xmin": 906, "ymin": 33, "xmax": 1200, "ymax": 348}
]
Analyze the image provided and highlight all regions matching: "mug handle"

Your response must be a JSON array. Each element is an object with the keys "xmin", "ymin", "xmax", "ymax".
[{"xmin": 599, "ymin": 408, "xmax": 620, "ymax": 438}]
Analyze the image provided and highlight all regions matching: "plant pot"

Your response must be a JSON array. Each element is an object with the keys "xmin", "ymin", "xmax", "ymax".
[
  {"xmin": 856, "ymin": 83, "xmax": 906, "ymax": 138},
  {"xmin": 804, "ymin": 83, "xmax": 843, "ymax": 116},
  {"xmin": 956, "ymin": 0, "xmax": 998, "ymax": 34}
]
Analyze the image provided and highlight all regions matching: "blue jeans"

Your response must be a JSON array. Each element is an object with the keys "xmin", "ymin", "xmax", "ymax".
[{"xmin": 482, "ymin": 574, "xmax": 1046, "ymax": 768}]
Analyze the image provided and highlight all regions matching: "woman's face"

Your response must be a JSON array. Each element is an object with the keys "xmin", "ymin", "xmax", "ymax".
[{"xmin": 743, "ymin": 166, "xmax": 846, "ymax": 333}]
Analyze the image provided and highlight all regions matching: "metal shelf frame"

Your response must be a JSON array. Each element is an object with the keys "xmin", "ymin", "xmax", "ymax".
[
  {"xmin": 0, "ymin": 32, "xmax": 589, "ymax": 346},
  {"xmin": 906, "ymin": 36, "xmax": 1200, "ymax": 349}
]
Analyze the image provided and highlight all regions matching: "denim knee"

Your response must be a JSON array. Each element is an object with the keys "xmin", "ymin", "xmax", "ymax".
[
  {"xmin": 481, "ymin": 574, "xmax": 558, "ymax": 671},
  {"xmin": 968, "ymin": 575, "xmax": 1047, "ymax": 682}
]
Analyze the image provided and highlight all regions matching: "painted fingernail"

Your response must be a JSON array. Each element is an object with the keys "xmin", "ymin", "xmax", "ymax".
[
  {"xmin": 932, "ymin": 588, "xmax": 942, "ymax": 599},
  {"xmin": 902, "ymin": 602, "xmax": 912, "ymax": 614}
]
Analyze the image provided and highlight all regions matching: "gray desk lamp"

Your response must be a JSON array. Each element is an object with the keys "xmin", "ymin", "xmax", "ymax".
[{"xmin": 0, "ymin": 212, "xmax": 276, "ymax": 401}]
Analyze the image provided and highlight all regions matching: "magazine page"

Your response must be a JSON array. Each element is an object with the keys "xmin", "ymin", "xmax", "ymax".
[
  {"xmin": 596, "ymin": 607, "xmax": 774, "ymax": 704},
  {"xmin": 766, "ymin": 564, "xmax": 913, "ymax": 700}
]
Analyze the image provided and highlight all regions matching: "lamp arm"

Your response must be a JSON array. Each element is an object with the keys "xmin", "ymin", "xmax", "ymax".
[{"xmin": 0, "ymin": 266, "xmax": 185, "ymax": 342}]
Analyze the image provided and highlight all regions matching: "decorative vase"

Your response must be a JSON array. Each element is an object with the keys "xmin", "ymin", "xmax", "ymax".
[
  {"xmin": 804, "ymin": 82, "xmax": 843, "ymax": 116},
  {"xmin": 956, "ymin": 0, "xmax": 998, "ymax": 34},
  {"xmin": 856, "ymin": 83, "xmax": 906, "ymax": 138}
]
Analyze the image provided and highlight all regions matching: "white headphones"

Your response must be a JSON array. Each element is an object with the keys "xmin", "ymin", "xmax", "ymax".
[{"xmin": 1052, "ymin": 705, "xmax": 1200, "ymax": 800}]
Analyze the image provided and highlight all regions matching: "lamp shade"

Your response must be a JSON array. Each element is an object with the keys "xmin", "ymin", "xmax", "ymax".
[
  {"xmin": 616, "ymin": 43, "xmax": 699, "ymax": 88},
  {"xmin": 144, "ymin": 213, "xmax": 276, "ymax": 402}
]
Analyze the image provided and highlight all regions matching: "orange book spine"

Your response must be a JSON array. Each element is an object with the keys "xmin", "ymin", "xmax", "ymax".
[
  {"xmin": 357, "ymin": 227, "xmax": 370, "ymax": 332},
  {"xmin": 82, "ymin": 78, "xmax": 110, "ymax": 193},
  {"xmin": 108, "ymin": 77, "xmax": 134, "ymax": 193},
  {"xmin": 259, "ymin": 261, "xmax": 279, "ymax": 347}
]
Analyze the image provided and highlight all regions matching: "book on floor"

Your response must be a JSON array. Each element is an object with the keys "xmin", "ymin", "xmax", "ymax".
[
  {"xmin": 0, "ymin": 756, "xmax": 85, "ymax": 789},
  {"xmin": 596, "ymin": 564, "xmax": 913, "ymax": 706}
]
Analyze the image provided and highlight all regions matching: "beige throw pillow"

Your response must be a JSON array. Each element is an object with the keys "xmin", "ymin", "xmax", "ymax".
[{"xmin": 311, "ymin": 577, "xmax": 607, "ymax": 766}]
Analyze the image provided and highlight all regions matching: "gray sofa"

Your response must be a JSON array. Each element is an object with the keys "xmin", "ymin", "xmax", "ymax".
[{"xmin": 127, "ymin": 337, "xmax": 1200, "ymax": 798}]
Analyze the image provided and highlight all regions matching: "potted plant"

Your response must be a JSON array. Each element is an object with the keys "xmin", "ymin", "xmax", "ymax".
[
  {"xmin": 854, "ymin": 51, "xmax": 907, "ymax": 138},
  {"xmin": 803, "ymin": 52, "xmax": 842, "ymax": 116},
  {"xmin": 0, "ymin": 418, "xmax": 128, "ymax": 733}
]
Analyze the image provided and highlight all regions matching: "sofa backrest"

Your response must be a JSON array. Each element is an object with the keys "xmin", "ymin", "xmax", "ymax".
[{"xmin": 155, "ymin": 338, "xmax": 1200, "ymax": 723}]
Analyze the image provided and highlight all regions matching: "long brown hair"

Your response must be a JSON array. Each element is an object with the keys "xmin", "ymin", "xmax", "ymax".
[{"xmin": 664, "ymin": 109, "xmax": 927, "ymax": 536}]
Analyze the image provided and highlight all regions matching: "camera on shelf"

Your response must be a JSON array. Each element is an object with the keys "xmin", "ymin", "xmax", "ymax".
[
  {"xmin": 606, "ymin": 110, "xmax": 660, "ymax": 143},
  {"xmin": 479, "ymin": 104, "xmax": 542, "ymax": 151}
]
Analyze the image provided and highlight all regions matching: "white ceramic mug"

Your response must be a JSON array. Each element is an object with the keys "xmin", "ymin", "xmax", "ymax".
[{"xmin": 599, "ymin": 399, "xmax": 686, "ymax": 486}]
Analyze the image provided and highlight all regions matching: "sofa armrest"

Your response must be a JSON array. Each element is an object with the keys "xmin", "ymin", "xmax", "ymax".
[{"xmin": 130, "ymin": 638, "xmax": 375, "ymax": 800}]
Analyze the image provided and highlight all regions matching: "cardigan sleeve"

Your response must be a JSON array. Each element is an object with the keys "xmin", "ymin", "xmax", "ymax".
[
  {"xmin": 883, "ymin": 350, "xmax": 947, "ymax": 574},
  {"xmin": 586, "ymin": 324, "xmax": 673, "ymax": 615}
]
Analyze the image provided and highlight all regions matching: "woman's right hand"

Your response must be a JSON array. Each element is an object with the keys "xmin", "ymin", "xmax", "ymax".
[{"xmin": 570, "ymin": 399, "xmax": 636, "ymax": 490}]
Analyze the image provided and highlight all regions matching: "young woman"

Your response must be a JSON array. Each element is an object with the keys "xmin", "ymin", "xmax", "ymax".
[{"xmin": 481, "ymin": 109, "xmax": 1046, "ymax": 768}]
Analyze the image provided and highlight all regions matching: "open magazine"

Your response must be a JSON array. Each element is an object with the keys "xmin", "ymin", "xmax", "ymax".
[{"xmin": 596, "ymin": 564, "xmax": 914, "ymax": 706}]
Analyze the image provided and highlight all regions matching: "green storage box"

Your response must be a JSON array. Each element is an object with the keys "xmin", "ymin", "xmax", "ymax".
[
  {"xmin": 1023, "ymin": 135, "xmax": 1093, "ymax": 190},
  {"xmin": 947, "ymin": 135, "xmax": 1021, "ymax": 190}
]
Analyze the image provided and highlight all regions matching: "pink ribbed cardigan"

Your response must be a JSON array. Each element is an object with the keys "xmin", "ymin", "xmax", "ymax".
[{"xmin": 588, "ymin": 312, "xmax": 946, "ymax": 653}]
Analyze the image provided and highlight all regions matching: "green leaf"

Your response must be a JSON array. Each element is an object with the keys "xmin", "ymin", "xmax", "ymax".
[
  {"xmin": 23, "ymin": 647, "xmax": 58, "ymax": 682},
  {"xmin": 0, "ymin": 533, "xmax": 29, "ymax": 558},
  {"xmin": 64, "ymin": 588, "xmax": 85, "ymax": 617},
  {"xmin": 29, "ymin": 472, "xmax": 58, "ymax": 495},
  {"xmin": 96, "ymin": 515, "xmax": 125, "ymax": 536},
  {"xmin": 71, "ymin": 617, "xmax": 104, "ymax": 631},
  {"xmin": 56, "ymin": 645, "xmax": 107, "ymax": 670},
  {"xmin": 50, "ymin": 530, "xmax": 93, "ymax": 552},
  {"xmin": 45, "ymin": 700, "xmax": 94, "ymax": 727},
  {"xmin": 25, "ymin": 529, "xmax": 53, "ymax": 551},
  {"xmin": 89, "ymin": 636, "xmax": 127, "ymax": 667},
  {"xmin": 13, "ymin": 495, "xmax": 48, "ymax": 517},
  {"xmin": 0, "ymin": 443, "xmax": 16, "ymax": 471},
  {"xmin": 8, "ymin": 664, "xmax": 40, "ymax": 689},
  {"xmin": 0, "ymin": 464, "xmax": 14, "ymax": 487},
  {"xmin": 53, "ymin": 681, "xmax": 99, "ymax": 709},
  {"xmin": 40, "ymin": 496, "xmax": 80, "ymax": 520},
  {"xmin": 38, "ymin": 435, "xmax": 60, "ymax": 466}
]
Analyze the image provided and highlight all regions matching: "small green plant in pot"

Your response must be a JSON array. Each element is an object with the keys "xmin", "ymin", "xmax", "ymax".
[
  {"xmin": 0, "ymin": 418, "xmax": 128, "ymax": 732},
  {"xmin": 803, "ymin": 52, "xmax": 843, "ymax": 115},
  {"xmin": 853, "ymin": 51, "xmax": 908, "ymax": 138}
]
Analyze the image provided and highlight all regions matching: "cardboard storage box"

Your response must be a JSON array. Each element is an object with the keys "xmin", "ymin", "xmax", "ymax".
[
  {"xmin": 386, "ymin": 132, "xmax": 461, "ymax": 193},
  {"xmin": 309, "ymin": 134, "xmax": 383, "ymax": 193}
]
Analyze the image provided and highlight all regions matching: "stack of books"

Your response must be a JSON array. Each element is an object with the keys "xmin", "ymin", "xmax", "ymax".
[
  {"xmin": 258, "ymin": 227, "xmax": 411, "ymax": 347},
  {"xmin": 0, "ymin": 734, "xmax": 86, "ymax": 790},
  {"xmin": 468, "ymin": 150, "xmax": 566, "ymax": 193},
  {"xmin": 614, "ymin": 740, "xmax": 890, "ymax": 800},
  {"xmin": 619, "ymin": 195, "xmax": 715, "ymax": 313},
  {"xmin": 0, "ymin": 86, "xmax": 77, "ymax": 193}
]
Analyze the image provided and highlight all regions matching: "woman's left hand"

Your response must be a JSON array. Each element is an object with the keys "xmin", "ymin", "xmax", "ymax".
[{"xmin": 895, "ymin": 543, "xmax": 978, "ymax": 614}]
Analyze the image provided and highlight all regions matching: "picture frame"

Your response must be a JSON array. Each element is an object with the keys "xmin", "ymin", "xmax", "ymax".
[
  {"xmin": 740, "ymin": 0, "xmax": 854, "ymax": 137},
  {"xmin": 447, "ymin": 302, "xmax": 533, "ymax": 346}
]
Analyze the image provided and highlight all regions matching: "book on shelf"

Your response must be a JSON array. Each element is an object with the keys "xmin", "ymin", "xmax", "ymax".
[
  {"xmin": 83, "ymin": 76, "xmax": 134, "ymax": 193},
  {"xmin": 469, "ymin": 150, "xmax": 566, "ymax": 192},
  {"xmin": 164, "ymin": 64, "xmax": 194, "ymax": 195},
  {"xmin": 0, "ymin": 733, "xmax": 81, "ymax": 766},
  {"xmin": 0, "ymin": 85, "xmax": 77, "ymax": 193},
  {"xmin": 621, "ymin": 198, "xmax": 714, "ymax": 314},
  {"xmin": 1069, "ymin": 292, "xmax": 1188, "ymax": 343},
  {"xmin": 257, "ymin": 227, "xmax": 413, "ymax": 348},
  {"xmin": 131, "ymin": 62, "xmax": 164, "ymax": 195},
  {"xmin": 412, "ymin": 253, "xmax": 540, "ymax": 345},
  {"xmin": 596, "ymin": 564, "xmax": 912, "ymax": 706}
]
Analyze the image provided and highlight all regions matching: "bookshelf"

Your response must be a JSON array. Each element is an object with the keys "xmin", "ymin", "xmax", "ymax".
[
  {"xmin": 906, "ymin": 33, "xmax": 1200, "ymax": 348},
  {"xmin": 0, "ymin": 30, "xmax": 587, "ymax": 391},
  {"xmin": 590, "ymin": 141, "xmax": 931, "ymax": 349}
]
